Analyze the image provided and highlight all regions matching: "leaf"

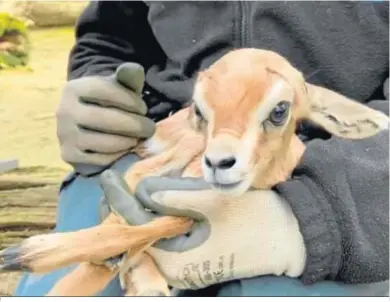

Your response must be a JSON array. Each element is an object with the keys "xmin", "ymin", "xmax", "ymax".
[
  {"xmin": 0, "ymin": 12, "xmax": 28, "ymax": 36},
  {"xmin": 0, "ymin": 12, "xmax": 30, "ymax": 69}
]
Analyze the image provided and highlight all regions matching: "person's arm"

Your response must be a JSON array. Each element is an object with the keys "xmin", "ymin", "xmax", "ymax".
[
  {"xmin": 274, "ymin": 78, "xmax": 389, "ymax": 284},
  {"xmin": 67, "ymin": 1, "xmax": 164, "ymax": 80}
]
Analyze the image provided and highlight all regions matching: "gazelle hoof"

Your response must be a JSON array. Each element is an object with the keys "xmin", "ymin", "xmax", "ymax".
[{"xmin": 0, "ymin": 245, "xmax": 30, "ymax": 273}]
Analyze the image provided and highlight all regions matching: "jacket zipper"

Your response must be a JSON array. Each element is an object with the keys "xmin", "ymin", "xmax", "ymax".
[{"xmin": 238, "ymin": 0, "xmax": 249, "ymax": 47}]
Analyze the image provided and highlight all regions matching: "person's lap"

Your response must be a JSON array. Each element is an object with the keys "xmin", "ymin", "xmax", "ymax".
[{"xmin": 13, "ymin": 154, "xmax": 389, "ymax": 297}]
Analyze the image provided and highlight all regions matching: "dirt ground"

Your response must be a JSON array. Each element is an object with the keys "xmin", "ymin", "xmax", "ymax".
[
  {"xmin": 0, "ymin": 27, "xmax": 74, "ymax": 172},
  {"xmin": 0, "ymin": 27, "xmax": 75, "ymax": 296}
]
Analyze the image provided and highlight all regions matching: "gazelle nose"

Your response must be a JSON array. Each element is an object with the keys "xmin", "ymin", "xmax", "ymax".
[{"xmin": 204, "ymin": 155, "xmax": 237, "ymax": 170}]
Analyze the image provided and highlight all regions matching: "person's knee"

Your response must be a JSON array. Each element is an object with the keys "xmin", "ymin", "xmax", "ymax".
[
  {"xmin": 215, "ymin": 276, "xmax": 388, "ymax": 297},
  {"xmin": 13, "ymin": 268, "xmax": 124, "ymax": 296}
]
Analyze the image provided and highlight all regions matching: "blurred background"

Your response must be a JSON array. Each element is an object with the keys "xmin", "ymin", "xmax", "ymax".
[{"xmin": 0, "ymin": 0, "xmax": 87, "ymax": 295}]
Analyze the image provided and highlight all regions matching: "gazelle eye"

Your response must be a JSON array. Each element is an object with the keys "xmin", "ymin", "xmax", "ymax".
[{"xmin": 269, "ymin": 101, "xmax": 290, "ymax": 126}]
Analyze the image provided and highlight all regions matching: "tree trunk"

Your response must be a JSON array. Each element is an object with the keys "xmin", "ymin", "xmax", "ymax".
[{"xmin": 0, "ymin": 1, "xmax": 88, "ymax": 27}]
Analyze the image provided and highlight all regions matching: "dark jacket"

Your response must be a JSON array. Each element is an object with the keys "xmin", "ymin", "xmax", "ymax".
[{"xmin": 68, "ymin": 1, "xmax": 389, "ymax": 285}]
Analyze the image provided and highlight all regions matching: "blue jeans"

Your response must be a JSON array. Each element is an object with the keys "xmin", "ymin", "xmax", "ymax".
[{"xmin": 13, "ymin": 154, "xmax": 389, "ymax": 296}]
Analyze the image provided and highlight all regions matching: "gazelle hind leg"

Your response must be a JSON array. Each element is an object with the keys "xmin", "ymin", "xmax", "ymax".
[{"xmin": 46, "ymin": 262, "xmax": 117, "ymax": 296}]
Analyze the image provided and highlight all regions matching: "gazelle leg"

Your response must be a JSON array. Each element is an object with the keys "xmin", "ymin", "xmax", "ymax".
[
  {"xmin": 0, "ymin": 213, "xmax": 122, "ymax": 274},
  {"xmin": 0, "ymin": 214, "xmax": 191, "ymax": 275},
  {"xmin": 46, "ymin": 262, "xmax": 117, "ymax": 296},
  {"xmin": 126, "ymin": 147, "xmax": 194, "ymax": 192},
  {"xmin": 122, "ymin": 252, "xmax": 170, "ymax": 297},
  {"xmin": 182, "ymin": 154, "xmax": 203, "ymax": 178}
]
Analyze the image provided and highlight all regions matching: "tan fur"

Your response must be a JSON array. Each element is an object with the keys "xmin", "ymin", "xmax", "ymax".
[
  {"xmin": 128, "ymin": 107, "xmax": 205, "ymax": 191},
  {"xmin": 121, "ymin": 253, "xmax": 171, "ymax": 296},
  {"xmin": 1, "ymin": 48, "xmax": 387, "ymax": 296},
  {"xmin": 46, "ymin": 262, "xmax": 116, "ymax": 296},
  {"xmin": 9, "ymin": 215, "xmax": 191, "ymax": 275}
]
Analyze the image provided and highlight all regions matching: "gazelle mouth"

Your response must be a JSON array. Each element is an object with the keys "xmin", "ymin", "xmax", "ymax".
[{"xmin": 211, "ymin": 181, "xmax": 243, "ymax": 190}]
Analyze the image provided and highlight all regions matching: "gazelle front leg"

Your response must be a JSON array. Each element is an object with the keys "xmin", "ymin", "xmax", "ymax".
[
  {"xmin": 121, "ymin": 157, "xmax": 203, "ymax": 297},
  {"xmin": 182, "ymin": 154, "xmax": 203, "ymax": 178},
  {"xmin": 121, "ymin": 252, "xmax": 170, "ymax": 296},
  {"xmin": 127, "ymin": 139, "xmax": 204, "ymax": 192}
]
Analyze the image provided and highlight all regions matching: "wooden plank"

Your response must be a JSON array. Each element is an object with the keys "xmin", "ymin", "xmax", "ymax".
[
  {"xmin": 0, "ymin": 159, "xmax": 19, "ymax": 173},
  {"xmin": 0, "ymin": 185, "xmax": 58, "ymax": 249},
  {"xmin": 0, "ymin": 183, "xmax": 58, "ymax": 295}
]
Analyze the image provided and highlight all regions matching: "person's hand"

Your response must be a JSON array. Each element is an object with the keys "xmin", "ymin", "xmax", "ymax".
[
  {"xmin": 56, "ymin": 63, "xmax": 156, "ymax": 175},
  {"xmin": 99, "ymin": 170, "xmax": 307, "ymax": 290}
]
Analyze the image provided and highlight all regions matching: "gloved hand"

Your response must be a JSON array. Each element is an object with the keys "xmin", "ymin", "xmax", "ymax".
[
  {"xmin": 56, "ymin": 63, "xmax": 156, "ymax": 176},
  {"xmin": 99, "ymin": 170, "xmax": 307, "ymax": 290}
]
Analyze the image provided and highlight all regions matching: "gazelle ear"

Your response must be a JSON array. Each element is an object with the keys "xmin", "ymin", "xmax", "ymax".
[{"xmin": 305, "ymin": 83, "xmax": 389, "ymax": 139}]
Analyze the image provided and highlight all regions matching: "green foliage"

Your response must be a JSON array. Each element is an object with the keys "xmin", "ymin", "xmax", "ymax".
[
  {"xmin": 0, "ymin": 12, "xmax": 29, "ymax": 37},
  {"xmin": 0, "ymin": 12, "xmax": 30, "ymax": 70}
]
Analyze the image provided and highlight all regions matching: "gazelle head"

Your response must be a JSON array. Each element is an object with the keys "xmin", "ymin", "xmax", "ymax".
[{"xmin": 188, "ymin": 48, "xmax": 389, "ymax": 196}]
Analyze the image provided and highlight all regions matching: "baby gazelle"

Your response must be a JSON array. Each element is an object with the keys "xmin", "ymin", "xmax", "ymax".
[{"xmin": 1, "ymin": 49, "xmax": 388, "ymax": 296}]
